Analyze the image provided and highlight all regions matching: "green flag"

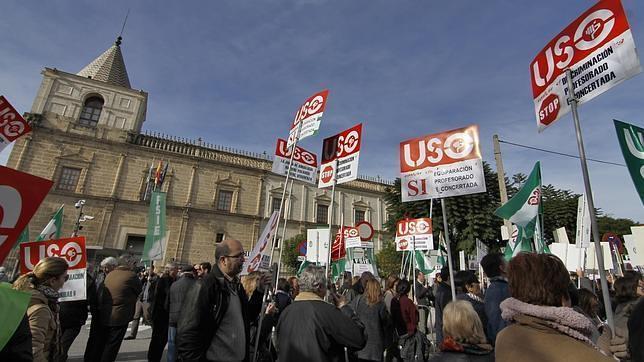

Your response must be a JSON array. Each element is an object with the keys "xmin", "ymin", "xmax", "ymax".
[
  {"xmin": 437, "ymin": 232, "xmax": 447, "ymax": 268},
  {"xmin": 534, "ymin": 217, "xmax": 550, "ymax": 254},
  {"xmin": 504, "ymin": 224, "xmax": 534, "ymax": 261},
  {"xmin": 0, "ymin": 283, "xmax": 30, "ymax": 351},
  {"xmin": 143, "ymin": 191, "xmax": 167, "ymax": 261},
  {"xmin": 414, "ymin": 250, "xmax": 433, "ymax": 274},
  {"xmin": 36, "ymin": 205, "xmax": 64, "ymax": 241},
  {"xmin": 495, "ymin": 162, "xmax": 541, "ymax": 239},
  {"xmin": 614, "ymin": 120, "xmax": 644, "ymax": 205},
  {"xmin": 17, "ymin": 226, "xmax": 29, "ymax": 243},
  {"xmin": 331, "ymin": 259, "xmax": 348, "ymax": 280},
  {"xmin": 296, "ymin": 260, "xmax": 312, "ymax": 277}
]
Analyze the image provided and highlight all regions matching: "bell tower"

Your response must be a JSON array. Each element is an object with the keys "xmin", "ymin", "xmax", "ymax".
[{"xmin": 28, "ymin": 36, "xmax": 148, "ymax": 141}]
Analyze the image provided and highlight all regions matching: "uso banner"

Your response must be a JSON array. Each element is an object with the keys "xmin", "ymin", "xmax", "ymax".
[
  {"xmin": 20, "ymin": 237, "xmax": 87, "ymax": 302},
  {"xmin": 531, "ymin": 0, "xmax": 641, "ymax": 131},
  {"xmin": 0, "ymin": 96, "xmax": 32, "ymax": 153},
  {"xmin": 395, "ymin": 218, "xmax": 433, "ymax": 251},
  {"xmin": 272, "ymin": 138, "xmax": 318, "ymax": 184},
  {"xmin": 318, "ymin": 123, "xmax": 362, "ymax": 188},
  {"xmin": 241, "ymin": 210, "xmax": 280, "ymax": 275},
  {"xmin": 0, "ymin": 165, "xmax": 53, "ymax": 264},
  {"xmin": 400, "ymin": 125, "xmax": 486, "ymax": 201},
  {"xmin": 287, "ymin": 90, "xmax": 329, "ymax": 148}
]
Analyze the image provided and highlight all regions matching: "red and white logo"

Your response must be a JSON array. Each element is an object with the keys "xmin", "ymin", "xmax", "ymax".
[
  {"xmin": 530, "ymin": 0, "xmax": 630, "ymax": 97},
  {"xmin": 398, "ymin": 238, "xmax": 408, "ymax": 250},
  {"xmin": 321, "ymin": 124, "xmax": 362, "ymax": 162},
  {"xmin": 396, "ymin": 218, "xmax": 433, "ymax": 237},
  {"xmin": 20, "ymin": 237, "xmax": 87, "ymax": 273},
  {"xmin": 0, "ymin": 96, "xmax": 32, "ymax": 150},
  {"xmin": 291, "ymin": 90, "xmax": 329, "ymax": 130},
  {"xmin": 400, "ymin": 125, "xmax": 480, "ymax": 172},
  {"xmin": 0, "ymin": 166, "xmax": 53, "ymax": 264},
  {"xmin": 320, "ymin": 165, "xmax": 334, "ymax": 184},
  {"xmin": 275, "ymin": 138, "xmax": 318, "ymax": 167}
]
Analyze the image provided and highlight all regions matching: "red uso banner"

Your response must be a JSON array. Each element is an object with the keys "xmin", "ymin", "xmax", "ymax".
[
  {"xmin": 287, "ymin": 90, "xmax": 329, "ymax": 148},
  {"xmin": 400, "ymin": 125, "xmax": 486, "ymax": 201},
  {"xmin": 395, "ymin": 218, "xmax": 434, "ymax": 251},
  {"xmin": 318, "ymin": 123, "xmax": 362, "ymax": 188},
  {"xmin": 20, "ymin": 237, "xmax": 87, "ymax": 301},
  {"xmin": 0, "ymin": 165, "xmax": 53, "ymax": 264},
  {"xmin": 272, "ymin": 138, "xmax": 318, "ymax": 184},
  {"xmin": 531, "ymin": 0, "xmax": 641, "ymax": 131},
  {"xmin": 0, "ymin": 96, "xmax": 32, "ymax": 153}
]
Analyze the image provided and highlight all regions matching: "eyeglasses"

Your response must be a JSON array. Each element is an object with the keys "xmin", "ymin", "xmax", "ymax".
[
  {"xmin": 225, "ymin": 253, "xmax": 244, "ymax": 259},
  {"xmin": 64, "ymin": 275, "xmax": 69, "ymax": 282}
]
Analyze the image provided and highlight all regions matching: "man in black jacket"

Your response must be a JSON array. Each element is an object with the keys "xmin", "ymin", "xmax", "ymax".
[
  {"xmin": 167, "ymin": 265, "xmax": 196, "ymax": 362},
  {"xmin": 434, "ymin": 266, "xmax": 453, "ymax": 345},
  {"xmin": 147, "ymin": 263, "xmax": 178, "ymax": 362},
  {"xmin": 277, "ymin": 265, "xmax": 366, "ymax": 362},
  {"xmin": 177, "ymin": 239, "xmax": 263, "ymax": 362}
]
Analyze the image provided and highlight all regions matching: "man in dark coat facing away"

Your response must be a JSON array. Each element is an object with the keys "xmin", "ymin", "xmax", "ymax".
[
  {"xmin": 166, "ymin": 264, "xmax": 196, "ymax": 362},
  {"xmin": 147, "ymin": 262, "xmax": 178, "ymax": 362},
  {"xmin": 277, "ymin": 265, "xmax": 366, "ymax": 362}
]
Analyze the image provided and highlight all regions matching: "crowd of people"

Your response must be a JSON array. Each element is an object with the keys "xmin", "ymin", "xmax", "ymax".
[{"xmin": 1, "ymin": 240, "xmax": 643, "ymax": 361}]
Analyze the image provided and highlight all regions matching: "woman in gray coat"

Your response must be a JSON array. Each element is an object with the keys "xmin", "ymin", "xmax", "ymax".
[{"xmin": 350, "ymin": 278, "xmax": 392, "ymax": 362}]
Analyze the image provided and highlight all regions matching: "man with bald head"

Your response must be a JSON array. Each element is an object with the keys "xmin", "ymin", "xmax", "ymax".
[{"xmin": 177, "ymin": 239, "xmax": 264, "ymax": 362}]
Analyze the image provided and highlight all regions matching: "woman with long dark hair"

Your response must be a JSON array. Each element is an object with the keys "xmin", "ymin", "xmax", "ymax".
[{"xmin": 13, "ymin": 257, "xmax": 69, "ymax": 362}]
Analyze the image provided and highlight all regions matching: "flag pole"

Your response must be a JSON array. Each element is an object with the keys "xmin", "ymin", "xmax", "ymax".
[
  {"xmin": 565, "ymin": 69, "xmax": 614, "ymax": 333},
  {"xmin": 325, "ymin": 159, "xmax": 339, "ymax": 279},
  {"xmin": 440, "ymin": 198, "xmax": 457, "ymax": 301},
  {"xmin": 269, "ymin": 122, "xmax": 302, "ymax": 266},
  {"xmin": 275, "ymin": 179, "xmax": 294, "ymax": 279},
  {"xmin": 411, "ymin": 235, "xmax": 416, "ymax": 303}
]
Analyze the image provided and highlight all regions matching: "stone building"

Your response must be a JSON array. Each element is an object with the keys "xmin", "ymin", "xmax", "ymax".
[{"xmin": 4, "ymin": 37, "xmax": 392, "ymax": 270}]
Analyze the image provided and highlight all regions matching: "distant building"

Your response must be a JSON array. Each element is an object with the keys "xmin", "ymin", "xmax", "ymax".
[{"xmin": 4, "ymin": 36, "xmax": 393, "ymax": 270}]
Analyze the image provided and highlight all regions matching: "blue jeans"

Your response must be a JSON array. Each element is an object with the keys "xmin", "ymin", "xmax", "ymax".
[{"xmin": 167, "ymin": 326, "xmax": 177, "ymax": 362}]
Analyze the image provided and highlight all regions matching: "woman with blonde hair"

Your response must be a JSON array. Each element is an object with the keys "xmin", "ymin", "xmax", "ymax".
[
  {"xmin": 350, "ymin": 278, "xmax": 391, "ymax": 361},
  {"xmin": 428, "ymin": 300, "xmax": 493, "ymax": 361},
  {"xmin": 13, "ymin": 257, "xmax": 69, "ymax": 362},
  {"xmin": 241, "ymin": 271, "xmax": 262, "ymax": 299}
]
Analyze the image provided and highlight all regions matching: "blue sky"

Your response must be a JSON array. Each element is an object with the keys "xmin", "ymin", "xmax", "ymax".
[{"xmin": 1, "ymin": 1, "xmax": 642, "ymax": 222}]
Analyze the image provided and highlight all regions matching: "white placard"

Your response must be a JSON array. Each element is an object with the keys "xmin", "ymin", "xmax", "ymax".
[
  {"xmin": 306, "ymin": 228, "xmax": 330, "ymax": 265},
  {"xmin": 272, "ymin": 139, "xmax": 318, "ymax": 184},
  {"xmin": 575, "ymin": 195, "xmax": 591, "ymax": 248},
  {"xmin": 586, "ymin": 242, "xmax": 614, "ymax": 271},
  {"xmin": 241, "ymin": 210, "xmax": 280, "ymax": 275},
  {"xmin": 553, "ymin": 227, "xmax": 570, "ymax": 244}
]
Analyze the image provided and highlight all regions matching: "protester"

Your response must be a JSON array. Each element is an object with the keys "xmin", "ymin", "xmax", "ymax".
[
  {"xmin": 177, "ymin": 239, "xmax": 264, "ymax": 361},
  {"xmin": 124, "ymin": 266, "xmax": 155, "ymax": 340},
  {"xmin": 84, "ymin": 256, "xmax": 117, "ymax": 362},
  {"xmin": 577, "ymin": 288, "xmax": 602, "ymax": 329},
  {"xmin": 199, "ymin": 262, "xmax": 212, "ymax": 278},
  {"xmin": 627, "ymin": 298, "xmax": 644, "ymax": 362},
  {"xmin": 0, "ymin": 314, "xmax": 32, "ymax": 361},
  {"xmin": 391, "ymin": 279, "xmax": 417, "ymax": 337},
  {"xmin": 288, "ymin": 276, "xmax": 300, "ymax": 299},
  {"xmin": 431, "ymin": 270, "xmax": 442, "ymax": 297},
  {"xmin": 614, "ymin": 270, "xmax": 643, "ymax": 343},
  {"xmin": 0, "ymin": 266, "xmax": 9, "ymax": 283},
  {"xmin": 277, "ymin": 265, "xmax": 365, "ymax": 361},
  {"xmin": 496, "ymin": 253, "xmax": 624, "ymax": 362},
  {"xmin": 94, "ymin": 256, "xmax": 142, "ymax": 362},
  {"xmin": 167, "ymin": 264, "xmax": 196, "ymax": 362},
  {"xmin": 415, "ymin": 269, "xmax": 432, "ymax": 334},
  {"xmin": 147, "ymin": 263, "xmax": 178, "ymax": 362},
  {"xmin": 241, "ymin": 271, "xmax": 262, "ymax": 299},
  {"xmin": 275, "ymin": 277, "xmax": 292, "ymax": 313},
  {"xmin": 384, "ymin": 274, "xmax": 399, "ymax": 313},
  {"xmin": 454, "ymin": 270, "xmax": 487, "ymax": 332},
  {"xmin": 350, "ymin": 278, "xmax": 391, "ymax": 362},
  {"xmin": 428, "ymin": 300, "xmax": 493, "ymax": 361},
  {"xmin": 480, "ymin": 252, "xmax": 509, "ymax": 345},
  {"xmin": 13, "ymin": 257, "xmax": 68, "ymax": 362},
  {"xmin": 59, "ymin": 271, "xmax": 96, "ymax": 361},
  {"xmin": 344, "ymin": 275, "xmax": 362, "ymax": 303},
  {"xmin": 434, "ymin": 266, "xmax": 453, "ymax": 345}
]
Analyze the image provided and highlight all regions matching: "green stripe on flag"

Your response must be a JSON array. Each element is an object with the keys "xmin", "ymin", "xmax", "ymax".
[{"xmin": 0, "ymin": 283, "xmax": 30, "ymax": 351}]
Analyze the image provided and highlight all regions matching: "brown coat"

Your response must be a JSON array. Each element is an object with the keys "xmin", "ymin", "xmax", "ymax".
[
  {"xmin": 495, "ymin": 314, "xmax": 613, "ymax": 362},
  {"xmin": 100, "ymin": 266, "xmax": 142, "ymax": 326},
  {"xmin": 26, "ymin": 289, "xmax": 59, "ymax": 362}
]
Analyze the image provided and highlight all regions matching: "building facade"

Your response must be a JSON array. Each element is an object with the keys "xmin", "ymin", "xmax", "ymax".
[{"xmin": 4, "ymin": 37, "xmax": 393, "ymax": 270}]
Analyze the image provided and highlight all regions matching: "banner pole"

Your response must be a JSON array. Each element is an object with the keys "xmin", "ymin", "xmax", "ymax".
[
  {"xmin": 325, "ymin": 159, "xmax": 338, "ymax": 280},
  {"xmin": 440, "ymin": 198, "xmax": 457, "ymax": 301},
  {"xmin": 275, "ymin": 179, "xmax": 294, "ymax": 279},
  {"xmin": 565, "ymin": 69, "xmax": 615, "ymax": 333},
  {"xmin": 411, "ymin": 235, "xmax": 416, "ymax": 303},
  {"xmin": 269, "ymin": 122, "xmax": 302, "ymax": 265}
]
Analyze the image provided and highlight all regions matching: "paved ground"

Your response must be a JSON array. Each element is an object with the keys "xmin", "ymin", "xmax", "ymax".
[{"xmin": 67, "ymin": 315, "xmax": 166, "ymax": 362}]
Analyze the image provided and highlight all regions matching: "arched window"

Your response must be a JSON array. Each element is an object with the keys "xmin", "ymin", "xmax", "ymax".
[{"xmin": 78, "ymin": 96, "xmax": 104, "ymax": 127}]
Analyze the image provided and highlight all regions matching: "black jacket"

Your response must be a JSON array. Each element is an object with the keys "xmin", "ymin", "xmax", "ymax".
[
  {"xmin": 176, "ymin": 265, "xmax": 263, "ymax": 362},
  {"xmin": 0, "ymin": 314, "xmax": 32, "ymax": 362},
  {"xmin": 277, "ymin": 292, "xmax": 366, "ymax": 362},
  {"xmin": 167, "ymin": 273, "xmax": 196, "ymax": 327},
  {"xmin": 150, "ymin": 273, "xmax": 174, "ymax": 322},
  {"xmin": 415, "ymin": 280, "xmax": 432, "ymax": 306},
  {"xmin": 434, "ymin": 282, "xmax": 453, "ymax": 344}
]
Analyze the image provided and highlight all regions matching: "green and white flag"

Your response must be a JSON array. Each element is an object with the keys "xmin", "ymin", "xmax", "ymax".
[
  {"xmin": 297, "ymin": 260, "xmax": 312, "ymax": 277},
  {"xmin": 437, "ymin": 232, "xmax": 447, "ymax": 268},
  {"xmin": 495, "ymin": 162, "xmax": 541, "ymax": 238},
  {"xmin": 614, "ymin": 120, "xmax": 644, "ymax": 205},
  {"xmin": 17, "ymin": 226, "xmax": 29, "ymax": 243},
  {"xmin": 0, "ymin": 284, "xmax": 30, "ymax": 351},
  {"xmin": 143, "ymin": 191, "xmax": 167, "ymax": 261},
  {"xmin": 36, "ymin": 205, "xmax": 64, "ymax": 241},
  {"xmin": 534, "ymin": 217, "xmax": 550, "ymax": 254},
  {"xmin": 414, "ymin": 250, "xmax": 433, "ymax": 274},
  {"xmin": 504, "ymin": 224, "xmax": 533, "ymax": 261}
]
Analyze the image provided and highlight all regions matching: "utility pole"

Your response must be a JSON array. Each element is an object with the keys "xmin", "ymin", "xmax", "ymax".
[{"xmin": 493, "ymin": 135, "xmax": 513, "ymax": 241}]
